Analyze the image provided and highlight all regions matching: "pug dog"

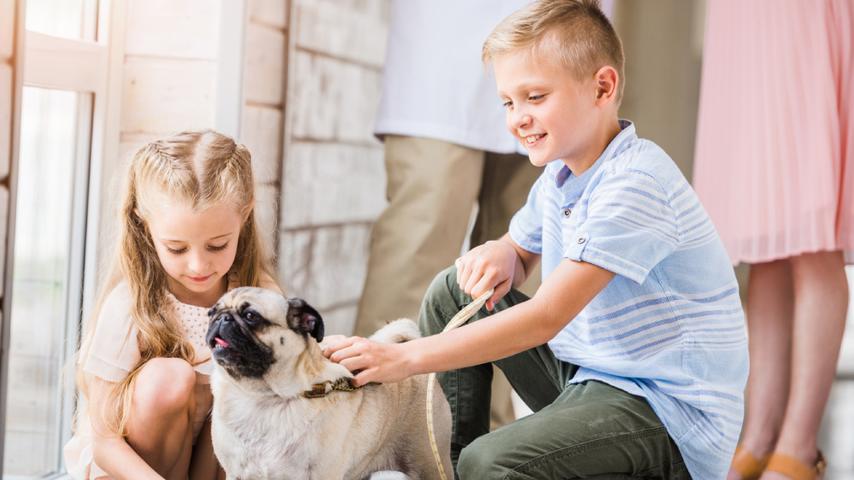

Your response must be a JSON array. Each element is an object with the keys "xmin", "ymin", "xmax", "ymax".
[{"xmin": 206, "ymin": 287, "xmax": 453, "ymax": 480}]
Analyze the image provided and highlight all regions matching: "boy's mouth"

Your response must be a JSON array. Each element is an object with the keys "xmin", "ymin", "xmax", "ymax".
[{"xmin": 525, "ymin": 133, "xmax": 546, "ymax": 145}]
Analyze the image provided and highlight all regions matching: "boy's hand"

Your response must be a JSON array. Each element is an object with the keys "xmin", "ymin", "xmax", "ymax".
[
  {"xmin": 323, "ymin": 336, "xmax": 415, "ymax": 386},
  {"xmin": 455, "ymin": 239, "xmax": 518, "ymax": 311},
  {"xmin": 319, "ymin": 334, "xmax": 348, "ymax": 351}
]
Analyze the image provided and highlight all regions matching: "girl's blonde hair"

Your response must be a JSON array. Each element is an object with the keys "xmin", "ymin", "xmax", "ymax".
[
  {"xmin": 482, "ymin": 0, "xmax": 625, "ymax": 102},
  {"xmin": 77, "ymin": 129, "xmax": 276, "ymax": 435}
]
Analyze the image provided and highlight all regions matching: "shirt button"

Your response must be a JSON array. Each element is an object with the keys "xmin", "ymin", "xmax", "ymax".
[
  {"xmin": 563, "ymin": 208, "xmax": 572, "ymax": 217},
  {"xmin": 577, "ymin": 237, "xmax": 586, "ymax": 244}
]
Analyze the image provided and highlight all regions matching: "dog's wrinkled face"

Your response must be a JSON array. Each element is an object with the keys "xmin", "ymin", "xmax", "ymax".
[{"xmin": 206, "ymin": 287, "xmax": 324, "ymax": 380}]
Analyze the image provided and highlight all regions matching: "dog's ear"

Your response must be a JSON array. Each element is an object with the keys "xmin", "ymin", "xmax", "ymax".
[
  {"xmin": 301, "ymin": 306, "xmax": 324, "ymax": 343},
  {"xmin": 287, "ymin": 298, "xmax": 325, "ymax": 343}
]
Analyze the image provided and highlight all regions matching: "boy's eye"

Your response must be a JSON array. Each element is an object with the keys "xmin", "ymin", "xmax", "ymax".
[
  {"xmin": 208, "ymin": 243, "xmax": 229, "ymax": 252},
  {"xmin": 528, "ymin": 94, "xmax": 544, "ymax": 102},
  {"xmin": 502, "ymin": 100, "xmax": 513, "ymax": 109}
]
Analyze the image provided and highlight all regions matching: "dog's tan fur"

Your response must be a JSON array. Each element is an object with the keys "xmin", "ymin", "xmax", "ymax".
[{"xmin": 207, "ymin": 287, "xmax": 452, "ymax": 480}]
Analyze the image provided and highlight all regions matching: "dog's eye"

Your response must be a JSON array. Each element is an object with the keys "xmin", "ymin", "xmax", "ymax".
[{"xmin": 244, "ymin": 310, "xmax": 259, "ymax": 324}]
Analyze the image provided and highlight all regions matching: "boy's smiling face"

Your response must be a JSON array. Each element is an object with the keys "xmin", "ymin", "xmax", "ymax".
[{"xmin": 494, "ymin": 48, "xmax": 615, "ymax": 172}]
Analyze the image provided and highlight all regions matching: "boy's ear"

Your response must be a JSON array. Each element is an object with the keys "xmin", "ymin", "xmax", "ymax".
[{"xmin": 594, "ymin": 65, "xmax": 619, "ymax": 103}]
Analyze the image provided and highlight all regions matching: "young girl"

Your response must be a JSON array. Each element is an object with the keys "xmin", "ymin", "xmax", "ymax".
[{"xmin": 63, "ymin": 130, "xmax": 281, "ymax": 479}]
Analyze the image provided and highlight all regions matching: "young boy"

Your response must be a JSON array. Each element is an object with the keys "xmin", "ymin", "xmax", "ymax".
[{"xmin": 326, "ymin": 1, "xmax": 748, "ymax": 478}]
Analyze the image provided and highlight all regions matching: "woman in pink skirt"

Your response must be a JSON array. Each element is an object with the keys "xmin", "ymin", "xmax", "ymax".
[{"xmin": 694, "ymin": 1, "xmax": 852, "ymax": 479}]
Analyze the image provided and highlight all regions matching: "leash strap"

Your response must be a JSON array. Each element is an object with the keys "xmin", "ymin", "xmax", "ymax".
[{"xmin": 427, "ymin": 288, "xmax": 494, "ymax": 480}]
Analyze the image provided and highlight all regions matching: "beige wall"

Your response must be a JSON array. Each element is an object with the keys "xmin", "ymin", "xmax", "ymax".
[
  {"xmin": 277, "ymin": 0, "xmax": 389, "ymax": 334},
  {"xmin": 240, "ymin": 0, "xmax": 289, "ymax": 258}
]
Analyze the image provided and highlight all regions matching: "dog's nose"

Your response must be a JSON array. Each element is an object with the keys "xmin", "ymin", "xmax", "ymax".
[{"xmin": 217, "ymin": 312, "xmax": 235, "ymax": 323}]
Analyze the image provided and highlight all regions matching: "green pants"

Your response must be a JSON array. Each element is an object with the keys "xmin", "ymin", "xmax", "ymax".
[{"xmin": 419, "ymin": 267, "xmax": 691, "ymax": 479}]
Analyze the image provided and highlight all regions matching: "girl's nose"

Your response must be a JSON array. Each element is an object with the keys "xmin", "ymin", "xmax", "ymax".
[{"xmin": 188, "ymin": 251, "xmax": 210, "ymax": 273}]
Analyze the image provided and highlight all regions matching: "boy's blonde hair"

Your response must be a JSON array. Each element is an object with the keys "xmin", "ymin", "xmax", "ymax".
[
  {"xmin": 482, "ymin": 0, "xmax": 625, "ymax": 102},
  {"xmin": 77, "ymin": 129, "xmax": 276, "ymax": 435}
]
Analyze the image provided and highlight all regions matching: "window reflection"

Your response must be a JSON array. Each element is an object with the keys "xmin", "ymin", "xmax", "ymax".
[{"xmin": 3, "ymin": 87, "xmax": 90, "ymax": 476}]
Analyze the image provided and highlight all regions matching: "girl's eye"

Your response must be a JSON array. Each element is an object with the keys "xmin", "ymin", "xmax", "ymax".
[
  {"xmin": 208, "ymin": 243, "xmax": 229, "ymax": 252},
  {"xmin": 167, "ymin": 247, "xmax": 187, "ymax": 254},
  {"xmin": 528, "ymin": 94, "xmax": 544, "ymax": 102},
  {"xmin": 502, "ymin": 100, "xmax": 513, "ymax": 109}
]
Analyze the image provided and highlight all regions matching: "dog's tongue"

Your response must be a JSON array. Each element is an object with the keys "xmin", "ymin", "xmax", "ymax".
[{"xmin": 214, "ymin": 337, "xmax": 230, "ymax": 348}]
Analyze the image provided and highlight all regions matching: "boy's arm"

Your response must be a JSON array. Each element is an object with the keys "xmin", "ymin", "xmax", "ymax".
[
  {"xmin": 328, "ymin": 258, "xmax": 614, "ymax": 385},
  {"xmin": 503, "ymin": 233, "xmax": 541, "ymax": 288}
]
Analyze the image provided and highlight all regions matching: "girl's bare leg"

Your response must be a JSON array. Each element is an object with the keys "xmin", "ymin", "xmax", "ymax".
[
  {"xmin": 125, "ymin": 358, "xmax": 197, "ymax": 480},
  {"xmin": 763, "ymin": 251, "xmax": 848, "ymax": 478},
  {"xmin": 728, "ymin": 259, "xmax": 793, "ymax": 480}
]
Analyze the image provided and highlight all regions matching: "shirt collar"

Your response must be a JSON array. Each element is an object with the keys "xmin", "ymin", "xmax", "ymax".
[{"xmin": 553, "ymin": 119, "xmax": 636, "ymax": 190}]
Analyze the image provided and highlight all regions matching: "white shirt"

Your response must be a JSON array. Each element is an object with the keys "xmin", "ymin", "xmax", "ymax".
[{"xmin": 374, "ymin": 0, "xmax": 532, "ymax": 153}]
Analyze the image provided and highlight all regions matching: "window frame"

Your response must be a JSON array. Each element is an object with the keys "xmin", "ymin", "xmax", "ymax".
[{"xmin": 0, "ymin": 0, "xmax": 125, "ymax": 477}]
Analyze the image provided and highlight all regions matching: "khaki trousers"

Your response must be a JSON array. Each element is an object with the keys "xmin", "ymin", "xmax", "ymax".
[{"xmin": 355, "ymin": 135, "xmax": 541, "ymax": 426}]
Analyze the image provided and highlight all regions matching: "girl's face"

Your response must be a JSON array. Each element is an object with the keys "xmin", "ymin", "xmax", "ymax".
[{"xmin": 145, "ymin": 197, "xmax": 244, "ymax": 307}]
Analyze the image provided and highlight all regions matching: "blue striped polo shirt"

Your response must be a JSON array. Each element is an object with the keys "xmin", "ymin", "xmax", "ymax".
[{"xmin": 509, "ymin": 120, "xmax": 748, "ymax": 479}]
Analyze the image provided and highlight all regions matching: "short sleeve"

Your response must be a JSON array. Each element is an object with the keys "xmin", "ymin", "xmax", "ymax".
[
  {"xmin": 81, "ymin": 283, "xmax": 141, "ymax": 382},
  {"xmin": 508, "ymin": 172, "xmax": 547, "ymax": 254},
  {"xmin": 565, "ymin": 170, "xmax": 678, "ymax": 284}
]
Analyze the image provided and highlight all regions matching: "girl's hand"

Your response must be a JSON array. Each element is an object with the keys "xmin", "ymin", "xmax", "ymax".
[
  {"xmin": 323, "ymin": 336, "xmax": 415, "ymax": 386},
  {"xmin": 455, "ymin": 239, "xmax": 518, "ymax": 310}
]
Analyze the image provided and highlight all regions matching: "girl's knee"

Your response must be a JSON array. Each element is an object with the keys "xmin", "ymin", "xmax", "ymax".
[{"xmin": 134, "ymin": 358, "xmax": 195, "ymax": 414}]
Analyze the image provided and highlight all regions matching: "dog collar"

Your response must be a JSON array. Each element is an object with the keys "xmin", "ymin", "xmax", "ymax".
[{"xmin": 303, "ymin": 377, "xmax": 362, "ymax": 399}]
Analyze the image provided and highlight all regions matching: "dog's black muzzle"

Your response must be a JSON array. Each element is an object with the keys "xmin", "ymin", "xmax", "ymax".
[{"xmin": 206, "ymin": 308, "xmax": 274, "ymax": 379}]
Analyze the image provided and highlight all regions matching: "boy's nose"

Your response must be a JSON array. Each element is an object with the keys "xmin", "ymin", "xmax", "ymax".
[{"xmin": 511, "ymin": 112, "xmax": 532, "ymax": 131}]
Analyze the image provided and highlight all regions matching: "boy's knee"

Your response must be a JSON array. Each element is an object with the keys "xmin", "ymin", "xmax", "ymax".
[
  {"xmin": 418, "ymin": 266, "xmax": 460, "ymax": 336},
  {"xmin": 429, "ymin": 265, "xmax": 458, "ymax": 296},
  {"xmin": 458, "ymin": 437, "xmax": 513, "ymax": 479},
  {"xmin": 134, "ymin": 358, "xmax": 195, "ymax": 415}
]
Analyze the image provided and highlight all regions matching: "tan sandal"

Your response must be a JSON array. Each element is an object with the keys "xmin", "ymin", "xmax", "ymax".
[
  {"xmin": 765, "ymin": 451, "xmax": 826, "ymax": 480},
  {"xmin": 731, "ymin": 445, "xmax": 770, "ymax": 480}
]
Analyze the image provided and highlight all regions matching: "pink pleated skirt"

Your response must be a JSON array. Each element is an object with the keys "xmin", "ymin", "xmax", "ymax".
[{"xmin": 693, "ymin": 0, "xmax": 853, "ymax": 265}]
